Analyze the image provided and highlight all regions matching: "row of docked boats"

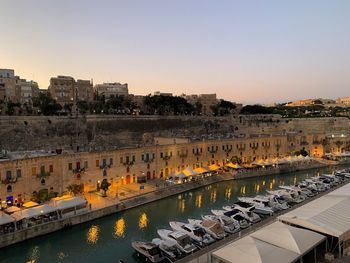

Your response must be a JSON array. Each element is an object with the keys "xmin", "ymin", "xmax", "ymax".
[{"xmin": 131, "ymin": 168, "xmax": 350, "ymax": 262}]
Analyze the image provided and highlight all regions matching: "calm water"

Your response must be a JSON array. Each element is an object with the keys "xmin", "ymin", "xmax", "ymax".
[{"xmin": 0, "ymin": 166, "xmax": 342, "ymax": 263}]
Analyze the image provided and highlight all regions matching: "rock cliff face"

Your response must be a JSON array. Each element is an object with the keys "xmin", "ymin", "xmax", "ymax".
[
  {"xmin": 0, "ymin": 115, "xmax": 348, "ymax": 152},
  {"xmin": 0, "ymin": 116, "xmax": 237, "ymax": 152}
]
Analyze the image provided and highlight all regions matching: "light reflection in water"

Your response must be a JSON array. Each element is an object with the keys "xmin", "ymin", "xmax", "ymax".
[
  {"xmin": 139, "ymin": 213, "xmax": 148, "ymax": 230},
  {"xmin": 210, "ymin": 190, "xmax": 217, "ymax": 203},
  {"xmin": 262, "ymin": 180, "xmax": 266, "ymax": 186},
  {"xmin": 225, "ymin": 188, "xmax": 232, "ymax": 199},
  {"xmin": 240, "ymin": 186, "xmax": 246, "ymax": 195},
  {"xmin": 27, "ymin": 246, "xmax": 40, "ymax": 262},
  {"xmin": 293, "ymin": 176, "xmax": 297, "ymax": 185},
  {"xmin": 255, "ymin": 184, "xmax": 260, "ymax": 193},
  {"xmin": 269, "ymin": 182, "xmax": 273, "ymax": 190},
  {"xmin": 87, "ymin": 225, "xmax": 100, "ymax": 245},
  {"xmin": 114, "ymin": 218, "xmax": 126, "ymax": 238},
  {"xmin": 179, "ymin": 199, "xmax": 185, "ymax": 213},
  {"xmin": 195, "ymin": 194, "xmax": 202, "ymax": 208}
]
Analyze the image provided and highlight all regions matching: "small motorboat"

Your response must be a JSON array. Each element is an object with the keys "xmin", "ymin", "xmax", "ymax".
[
  {"xmin": 211, "ymin": 209, "xmax": 250, "ymax": 229},
  {"xmin": 223, "ymin": 202, "xmax": 261, "ymax": 223},
  {"xmin": 157, "ymin": 229, "xmax": 197, "ymax": 254},
  {"xmin": 202, "ymin": 214, "xmax": 240, "ymax": 234},
  {"xmin": 188, "ymin": 218, "xmax": 226, "ymax": 239},
  {"xmin": 238, "ymin": 196, "xmax": 275, "ymax": 215},
  {"xmin": 169, "ymin": 221, "xmax": 215, "ymax": 247},
  {"xmin": 132, "ymin": 241, "xmax": 165, "ymax": 262},
  {"xmin": 152, "ymin": 238, "xmax": 182, "ymax": 260}
]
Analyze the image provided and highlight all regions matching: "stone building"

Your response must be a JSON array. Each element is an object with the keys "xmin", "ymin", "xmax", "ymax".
[
  {"xmin": 0, "ymin": 129, "xmax": 348, "ymax": 205},
  {"xmin": 48, "ymin": 76, "xmax": 93, "ymax": 105},
  {"xmin": 94, "ymin": 82, "xmax": 128, "ymax": 99},
  {"xmin": 15, "ymin": 79, "xmax": 39, "ymax": 104},
  {"xmin": 185, "ymin": 93, "xmax": 218, "ymax": 115}
]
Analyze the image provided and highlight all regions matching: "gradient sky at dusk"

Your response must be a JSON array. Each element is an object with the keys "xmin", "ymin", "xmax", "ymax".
[{"xmin": 1, "ymin": 0, "xmax": 350, "ymax": 104}]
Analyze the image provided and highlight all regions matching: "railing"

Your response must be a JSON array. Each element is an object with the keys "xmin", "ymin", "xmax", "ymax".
[
  {"xmin": 178, "ymin": 153, "xmax": 188, "ymax": 158},
  {"xmin": 100, "ymin": 164, "xmax": 112, "ymax": 169},
  {"xmin": 193, "ymin": 151, "xmax": 202, "ymax": 156},
  {"xmin": 143, "ymin": 158, "xmax": 155, "ymax": 164},
  {"xmin": 73, "ymin": 167, "xmax": 85, "ymax": 173},
  {"xmin": 123, "ymin": 161, "xmax": 134, "ymax": 166},
  {"xmin": 36, "ymin": 171, "xmax": 50, "ymax": 178},
  {"xmin": 162, "ymin": 155, "xmax": 172, "ymax": 161},
  {"xmin": 208, "ymin": 149, "xmax": 218, "ymax": 154},
  {"xmin": 1, "ymin": 178, "xmax": 17, "ymax": 185},
  {"xmin": 223, "ymin": 148, "xmax": 232, "ymax": 153}
]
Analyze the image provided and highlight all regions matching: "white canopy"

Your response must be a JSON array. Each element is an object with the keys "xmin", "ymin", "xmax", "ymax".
[
  {"xmin": 53, "ymin": 197, "xmax": 87, "ymax": 210},
  {"xmin": 212, "ymin": 235, "xmax": 299, "ymax": 263},
  {"xmin": 251, "ymin": 221, "xmax": 325, "ymax": 255},
  {"xmin": 0, "ymin": 211, "xmax": 15, "ymax": 225},
  {"xmin": 11, "ymin": 204, "xmax": 57, "ymax": 221},
  {"xmin": 279, "ymin": 183, "xmax": 350, "ymax": 241}
]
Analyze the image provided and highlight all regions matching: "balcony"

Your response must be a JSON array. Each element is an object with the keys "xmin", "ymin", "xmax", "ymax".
[
  {"xmin": 73, "ymin": 167, "xmax": 85, "ymax": 173},
  {"xmin": 178, "ymin": 152, "xmax": 188, "ymax": 158},
  {"xmin": 223, "ymin": 148, "xmax": 232, "ymax": 153},
  {"xmin": 161, "ymin": 155, "xmax": 172, "ymax": 161},
  {"xmin": 123, "ymin": 160, "xmax": 134, "ymax": 166},
  {"xmin": 193, "ymin": 151, "xmax": 202, "ymax": 156},
  {"xmin": 238, "ymin": 146, "xmax": 246, "ymax": 151},
  {"xmin": 143, "ymin": 158, "xmax": 155, "ymax": 164},
  {"xmin": 36, "ymin": 171, "xmax": 50, "ymax": 179},
  {"xmin": 208, "ymin": 148, "xmax": 218, "ymax": 154},
  {"xmin": 1, "ymin": 178, "xmax": 17, "ymax": 185},
  {"xmin": 100, "ymin": 164, "xmax": 112, "ymax": 169}
]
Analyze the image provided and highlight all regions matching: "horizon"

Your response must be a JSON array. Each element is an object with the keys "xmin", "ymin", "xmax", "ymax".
[{"xmin": 1, "ymin": 0, "xmax": 350, "ymax": 104}]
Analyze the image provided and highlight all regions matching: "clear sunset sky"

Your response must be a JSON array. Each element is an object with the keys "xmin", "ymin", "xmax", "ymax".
[{"xmin": 1, "ymin": 0, "xmax": 350, "ymax": 104}]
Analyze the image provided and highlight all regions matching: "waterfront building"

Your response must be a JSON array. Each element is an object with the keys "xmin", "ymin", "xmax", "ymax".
[
  {"xmin": 94, "ymin": 82, "xmax": 128, "ymax": 99},
  {"xmin": 0, "ymin": 129, "xmax": 348, "ymax": 206},
  {"xmin": 48, "ymin": 76, "xmax": 93, "ymax": 105}
]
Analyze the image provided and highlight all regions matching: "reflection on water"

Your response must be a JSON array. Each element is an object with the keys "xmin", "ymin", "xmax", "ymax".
[
  {"xmin": 225, "ymin": 188, "xmax": 232, "ymax": 200},
  {"xmin": 240, "ymin": 185, "xmax": 246, "ymax": 195},
  {"xmin": 178, "ymin": 199, "xmax": 185, "ymax": 213},
  {"xmin": 139, "ymin": 213, "xmax": 148, "ymax": 230},
  {"xmin": 27, "ymin": 246, "xmax": 40, "ymax": 262},
  {"xmin": 114, "ymin": 218, "xmax": 126, "ymax": 238},
  {"xmin": 269, "ymin": 182, "xmax": 273, "ymax": 190},
  {"xmin": 293, "ymin": 176, "xmax": 297, "ymax": 185},
  {"xmin": 57, "ymin": 251, "xmax": 68, "ymax": 261},
  {"xmin": 262, "ymin": 180, "xmax": 266, "ymax": 186},
  {"xmin": 255, "ymin": 184, "xmax": 260, "ymax": 193},
  {"xmin": 210, "ymin": 190, "xmax": 217, "ymax": 203},
  {"xmin": 87, "ymin": 225, "xmax": 100, "ymax": 244},
  {"xmin": 195, "ymin": 194, "xmax": 202, "ymax": 208}
]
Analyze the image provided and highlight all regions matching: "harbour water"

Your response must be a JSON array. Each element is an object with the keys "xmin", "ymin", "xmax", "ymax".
[{"xmin": 0, "ymin": 166, "xmax": 341, "ymax": 263}]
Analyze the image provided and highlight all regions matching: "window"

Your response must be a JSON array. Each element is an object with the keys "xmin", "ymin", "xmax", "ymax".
[
  {"xmin": 102, "ymin": 159, "xmax": 107, "ymax": 166},
  {"xmin": 41, "ymin": 179, "xmax": 46, "ymax": 185},
  {"xmin": 7, "ymin": 185, "xmax": 12, "ymax": 193},
  {"xmin": 16, "ymin": 169, "xmax": 22, "ymax": 178},
  {"xmin": 132, "ymin": 155, "xmax": 135, "ymax": 162},
  {"xmin": 96, "ymin": 160, "xmax": 100, "ymax": 167},
  {"xmin": 126, "ymin": 156, "xmax": 130, "ymax": 163},
  {"xmin": 152, "ymin": 153, "xmax": 155, "ymax": 159},
  {"xmin": 141, "ymin": 154, "xmax": 144, "ymax": 161},
  {"xmin": 146, "ymin": 153, "xmax": 149, "ymax": 160},
  {"xmin": 160, "ymin": 152, "xmax": 163, "ymax": 158},
  {"xmin": 84, "ymin": 161, "xmax": 88, "ymax": 169},
  {"xmin": 40, "ymin": 165, "xmax": 45, "ymax": 173},
  {"xmin": 68, "ymin": 163, "xmax": 73, "ymax": 171},
  {"xmin": 32, "ymin": 167, "xmax": 37, "ymax": 176},
  {"xmin": 6, "ymin": 171, "xmax": 12, "ymax": 180},
  {"xmin": 109, "ymin": 158, "xmax": 113, "ymax": 165},
  {"xmin": 49, "ymin": 165, "xmax": 53, "ymax": 173}
]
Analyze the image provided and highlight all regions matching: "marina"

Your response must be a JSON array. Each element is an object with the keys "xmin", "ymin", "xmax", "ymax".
[{"xmin": 0, "ymin": 165, "xmax": 347, "ymax": 263}]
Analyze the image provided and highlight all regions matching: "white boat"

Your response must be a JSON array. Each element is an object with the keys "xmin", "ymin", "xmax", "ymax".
[
  {"xmin": 279, "ymin": 185, "xmax": 313, "ymax": 198},
  {"xmin": 188, "ymin": 219, "xmax": 226, "ymax": 239},
  {"xmin": 132, "ymin": 241, "xmax": 165, "ymax": 263},
  {"xmin": 223, "ymin": 201, "xmax": 261, "ymax": 223},
  {"xmin": 256, "ymin": 194, "xmax": 289, "ymax": 210},
  {"xmin": 169, "ymin": 221, "xmax": 215, "ymax": 246},
  {"xmin": 152, "ymin": 238, "xmax": 182, "ymax": 260},
  {"xmin": 267, "ymin": 189, "xmax": 305, "ymax": 204},
  {"xmin": 211, "ymin": 209, "xmax": 250, "ymax": 229},
  {"xmin": 304, "ymin": 179, "xmax": 326, "ymax": 192},
  {"xmin": 157, "ymin": 229, "xmax": 197, "ymax": 254},
  {"xmin": 238, "ymin": 196, "xmax": 274, "ymax": 215},
  {"xmin": 202, "ymin": 214, "xmax": 240, "ymax": 234}
]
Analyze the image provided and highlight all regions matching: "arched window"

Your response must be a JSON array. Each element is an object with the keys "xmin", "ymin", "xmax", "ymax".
[{"xmin": 41, "ymin": 179, "xmax": 46, "ymax": 185}]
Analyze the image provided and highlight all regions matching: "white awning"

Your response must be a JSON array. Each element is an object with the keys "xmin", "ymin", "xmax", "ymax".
[
  {"xmin": 0, "ymin": 211, "xmax": 15, "ymax": 225},
  {"xmin": 212, "ymin": 236, "xmax": 299, "ymax": 263},
  {"xmin": 53, "ymin": 197, "xmax": 87, "ymax": 210},
  {"xmin": 251, "ymin": 221, "xmax": 325, "ymax": 255},
  {"xmin": 11, "ymin": 204, "xmax": 57, "ymax": 221},
  {"xmin": 279, "ymin": 183, "xmax": 350, "ymax": 241}
]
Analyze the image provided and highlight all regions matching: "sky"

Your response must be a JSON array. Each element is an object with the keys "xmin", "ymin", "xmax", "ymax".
[{"xmin": 1, "ymin": 0, "xmax": 350, "ymax": 104}]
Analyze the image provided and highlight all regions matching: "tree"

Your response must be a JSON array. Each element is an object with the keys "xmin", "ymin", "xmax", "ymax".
[
  {"xmin": 211, "ymin": 100, "xmax": 236, "ymax": 116},
  {"xmin": 240, "ymin": 105, "xmax": 274, "ymax": 115},
  {"xmin": 33, "ymin": 93, "xmax": 62, "ymax": 115},
  {"xmin": 100, "ymin": 179, "xmax": 111, "ymax": 197},
  {"xmin": 67, "ymin": 184, "xmax": 84, "ymax": 196}
]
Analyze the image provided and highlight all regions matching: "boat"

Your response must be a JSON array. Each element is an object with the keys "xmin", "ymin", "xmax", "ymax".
[
  {"xmin": 202, "ymin": 214, "xmax": 240, "ymax": 234},
  {"xmin": 188, "ymin": 219, "xmax": 226, "ymax": 239},
  {"xmin": 238, "ymin": 196, "xmax": 275, "ymax": 215},
  {"xmin": 132, "ymin": 241, "xmax": 165, "ymax": 262},
  {"xmin": 223, "ymin": 201, "xmax": 261, "ymax": 223},
  {"xmin": 157, "ymin": 229, "xmax": 197, "ymax": 254},
  {"xmin": 211, "ymin": 209, "xmax": 250, "ymax": 229},
  {"xmin": 267, "ymin": 189, "xmax": 305, "ymax": 204},
  {"xmin": 256, "ymin": 194, "xmax": 290, "ymax": 210},
  {"xmin": 279, "ymin": 185, "xmax": 314, "ymax": 198},
  {"xmin": 169, "ymin": 221, "xmax": 215, "ymax": 246},
  {"xmin": 152, "ymin": 238, "xmax": 182, "ymax": 260}
]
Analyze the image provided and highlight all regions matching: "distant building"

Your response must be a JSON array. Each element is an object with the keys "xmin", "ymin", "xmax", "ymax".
[
  {"xmin": 48, "ymin": 76, "xmax": 93, "ymax": 105},
  {"xmin": 95, "ymin": 83, "xmax": 128, "ymax": 99},
  {"xmin": 15, "ymin": 79, "xmax": 39, "ymax": 104},
  {"xmin": 153, "ymin": 91, "xmax": 173, "ymax": 96},
  {"xmin": 0, "ymin": 69, "xmax": 17, "ymax": 100},
  {"xmin": 286, "ymin": 98, "xmax": 336, "ymax": 107},
  {"xmin": 336, "ymin": 97, "xmax": 350, "ymax": 105},
  {"xmin": 185, "ymin": 93, "xmax": 218, "ymax": 115}
]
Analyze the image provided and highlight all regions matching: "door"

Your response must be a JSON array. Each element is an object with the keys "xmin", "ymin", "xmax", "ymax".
[
  {"xmin": 147, "ymin": 171, "xmax": 151, "ymax": 180},
  {"xmin": 126, "ymin": 175, "xmax": 131, "ymax": 184}
]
